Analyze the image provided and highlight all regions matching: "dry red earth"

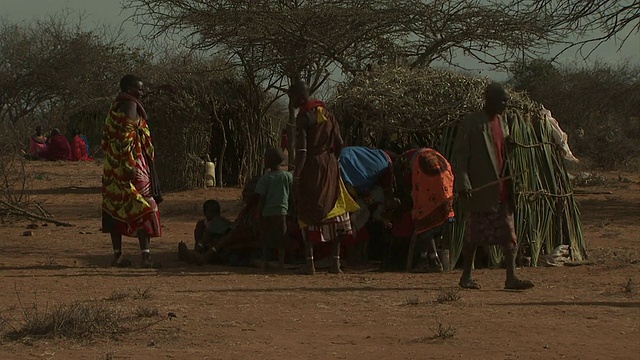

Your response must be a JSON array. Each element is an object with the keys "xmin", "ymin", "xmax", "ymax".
[{"xmin": 0, "ymin": 161, "xmax": 638, "ymax": 360}]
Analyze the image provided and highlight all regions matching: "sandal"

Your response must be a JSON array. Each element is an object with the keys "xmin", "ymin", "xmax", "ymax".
[
  {"xmin": 459, "ymin": 279, "xmax": 481, "ymax": 289},
  {"xmin": 111, "ymin": 257, "xmax": 132, "ymax": 268},
  {"xmin": 413, "ymin": 260, "xmax": 444, "ymax": 273},
  {"xmin": 140, "ymin": 251, "xmax": 160, "ymax": 268},
  {"xmin": 140, "ymin": 259, "xmax": 162, "ymax": 269},
  {"xmin": 294, "ymin": 265, "xmax": 316, "ymax": 275},
  {"xmin": 504, "ymin": 278, "xmax": 535, "ymax": 290}
]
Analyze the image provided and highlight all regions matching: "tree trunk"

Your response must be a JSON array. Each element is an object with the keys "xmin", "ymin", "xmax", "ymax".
[
  {"xmin": 217, "ymin": 118, "xmax": 226, "ymax": 188},
  {"xmin": 211, "ymin": 104, "xmax": 226, "ymax": 188},
  {"xmin": 287, "ymin": 103, "xmax": 296, "ymax": 169}
]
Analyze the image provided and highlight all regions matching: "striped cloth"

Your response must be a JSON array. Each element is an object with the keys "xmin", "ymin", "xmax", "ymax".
[{"xmin": 302, "ymin": 213, "xmax": 353, "ymax": 243}]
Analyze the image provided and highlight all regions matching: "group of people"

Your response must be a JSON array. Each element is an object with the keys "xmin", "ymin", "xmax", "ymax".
[
  {"xmin": 26, "ymin": 126, "xmax": 93, "ymax": 162},
  {"xmin": 101, "ymin": 75, "xmax": 534, "ymax": 291}
]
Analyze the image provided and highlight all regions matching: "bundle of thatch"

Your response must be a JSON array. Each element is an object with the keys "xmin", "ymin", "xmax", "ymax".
[{"xmin": 333, "ymin": 66, "xmax": 587, "ymax": 267}]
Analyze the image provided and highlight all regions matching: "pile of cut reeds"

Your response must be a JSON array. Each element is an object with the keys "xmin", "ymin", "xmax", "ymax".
[
  {"xmin": 439, "ymin": 107, "xmax": 586, "ymax": 267},
  {"xmin": 334, "ymin": 65, "xmax": 587, "ymax": 267}
]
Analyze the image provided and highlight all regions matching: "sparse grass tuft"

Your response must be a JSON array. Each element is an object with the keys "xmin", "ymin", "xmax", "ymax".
[
  {"xmin": 624, "ymin": 278, "xmax": 635, "ymax": 294},
  {"xmin": 436, "ymin": 289, "xmax": 461, "ymax": 303},
  {"xmin": 405, "ymin": 296, "xmax": 420, "ymax": 306},
  {"xmin": 410, "ymin": 335, "xmax": 430, "ymax": 343},
  {"xmin": 0, "ymin": 315, "xmax": 7, "ymax": 333},
  {"xmin": 4, "ymin": 302, "xmax": 122, "ymax": 341},
  {"xmin": 134, "ymin": 306, "xmax": 159, "ymax": 318},
  {"xmin": 133, "ymin": 287, "xmax": 153, "ymax": 300},
  {"xmin": 106, "ymin": 290, "xmax": 131, "ymax": 302},
  {"xmin": 44, "ymin": 256, "xmax": 56, "ymax": 266},
  {"xmin": 103, "ymin": 349, "xmax": 116, "ymax": 360},
  {"xmin": 105, "ymin": 287, "xmax": 153, "ymax": 301},
  {"xmin": 431, "ymin": 323, "xmax": 458, "ymax": 340}
]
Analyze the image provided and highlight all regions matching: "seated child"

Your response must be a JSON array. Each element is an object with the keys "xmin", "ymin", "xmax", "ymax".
[
  {"xmin": 179, "ymin": 199, "xmax": 233, "ymax": 264},
  {"xmin": 254, "ymin": 148, "xmax": 293, "ymax": 272},
  {"xmin": 193, "ymin": 199, "xmax": 234, "ymax": 253}
]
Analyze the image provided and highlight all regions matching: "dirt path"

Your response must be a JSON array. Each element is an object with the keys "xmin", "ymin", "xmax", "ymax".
[{"xmin": 0, "ymin": 161, "xmax": 638, "ymax": 360}]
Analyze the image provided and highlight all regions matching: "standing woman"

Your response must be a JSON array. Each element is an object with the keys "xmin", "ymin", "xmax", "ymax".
[
  {"xmin": 101, "ymin": 74, "xmax": 163, "ymax": 268},
  {"xmin": 289, "ymin": 81, "xmax": 359, "ymax": 274}
]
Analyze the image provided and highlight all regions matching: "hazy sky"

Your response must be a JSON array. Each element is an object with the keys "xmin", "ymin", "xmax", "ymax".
[{"xmin": 1, "ymin": 0, "xmax": 638, "ymax": 80}]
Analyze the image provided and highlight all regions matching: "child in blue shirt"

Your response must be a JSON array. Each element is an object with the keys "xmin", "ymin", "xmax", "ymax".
[{"xmin": 255, "ymin": 148, "xmax": 293, "ymax": 271}]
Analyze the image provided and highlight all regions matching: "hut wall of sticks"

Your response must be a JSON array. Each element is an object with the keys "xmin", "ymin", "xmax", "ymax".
[
  {"xmin": 68, "ymin": 68, "xmax": 277, "ymax": 191},
  {"xmin": 332, "ymin": 66, "xmax": 587, "ymax": 267},
  {"xmin": 142, "ymin": 75, "xmax": 277, "ymax": 190},
  {"xmin": 144, "ymin": 92, "xmax": 212, "ymax": 191}
]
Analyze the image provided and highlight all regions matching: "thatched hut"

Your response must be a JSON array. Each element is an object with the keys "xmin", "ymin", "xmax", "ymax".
[{"xmin": 332, "ymin": 66, "xmax": 587, "ymax": 268}]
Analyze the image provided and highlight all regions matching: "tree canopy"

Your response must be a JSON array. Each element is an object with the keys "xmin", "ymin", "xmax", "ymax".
[{"xmin": 125, "ymin": 0, "xmax": 639, "ymax": 80}]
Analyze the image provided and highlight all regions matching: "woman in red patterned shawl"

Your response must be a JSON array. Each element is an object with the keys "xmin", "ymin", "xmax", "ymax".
[{"xmin": 101, "ymin": 75, "xmax": 162, "ymax": 268}]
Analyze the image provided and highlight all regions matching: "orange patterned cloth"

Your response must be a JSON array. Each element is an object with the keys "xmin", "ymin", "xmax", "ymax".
[
  {"xmin": 411, "ymin": 148, "xmax": 455, "ymax": 235},
  {"xmin": 101, "ymin": 94, "xmax": 162, "ymax": 237}
]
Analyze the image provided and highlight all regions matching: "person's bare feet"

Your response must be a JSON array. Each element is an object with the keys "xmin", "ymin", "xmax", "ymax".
[
  {"xmin": 178, "ymin": 241, "xmax": 189, "ymax": 262},
  {"xmin": 413, "ymin": 259, "xmax": 444, "ymax": 273},
  {"xmin": 459, "ymin": 278, "xmax": 481, "ymax": 289},
  {"xmin": 295, "ymin": 264, "xmax": 316, "ymax": 275},
  {"xmin": 111, "ymin": 255, "xmax": 131, "ymax": 268},
  {"xmin": 141, "ymin": 253, "xmax": 160, "ymax": 269},
  {"xmin": 178, "ymin": 241, "xmax": 206, "ymax": 265},
  {"xmin": 140, "ymin": 258, "xmax": 162, "ymax": 269},
  {"xmin": 329, "ymin": 257, "xmax": 343, "ymax": 274},
  {"xmin": 504, "ymin": 278, "xmax": 535, "ymax": 290}
]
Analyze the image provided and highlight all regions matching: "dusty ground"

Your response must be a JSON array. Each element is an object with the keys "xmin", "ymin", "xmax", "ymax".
[{"xmin": 0, "ymin": 160, "xmax": 638, "ymax": 360}]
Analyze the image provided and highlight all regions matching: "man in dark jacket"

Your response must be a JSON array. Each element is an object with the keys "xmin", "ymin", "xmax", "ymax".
[{"xmin": 453, "ymin": 83, "xmax": 534, "ymax": 290}]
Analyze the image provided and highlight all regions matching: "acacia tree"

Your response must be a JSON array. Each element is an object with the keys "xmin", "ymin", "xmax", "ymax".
[
  {"xmin": 0, "ymin": 14, "xmax": 144, "ymax": 215},
  {"xmin": 401, "ymin": 0, "xmax": 572, "ymax": 68},
  {"xmin": 125, "ymin": 0, "xmax": 407, "ymax": 161},
  {"xmin": 123, "ymin": 0, "xmax": 634, "ymax": 78},
  {"xmin": 526, "ymin": 0, "xmax": 639, "ymax": 58},
  {"xmin": 0, "ymin": 14, "xmax": 144, "ymax": 125},
  {"xmin": 124, "ymin": 0, "xmax": 636, "ymax": 166}
]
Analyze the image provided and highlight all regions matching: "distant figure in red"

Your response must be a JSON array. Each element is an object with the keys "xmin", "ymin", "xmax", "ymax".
[
  {"xmin": 29, "ymin": 126, "xmax": 48, "ymax": 158},
  {"xmin": 39, "ymin": 128, "xmax": 72, "ymax": 161},
  {"xmin": 71, "ymin": 129, "xmax": 93, "ymax": 161},
  {"xmin": 280, "ymin": 129, "xmax": 289, "ymax": 152}
]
